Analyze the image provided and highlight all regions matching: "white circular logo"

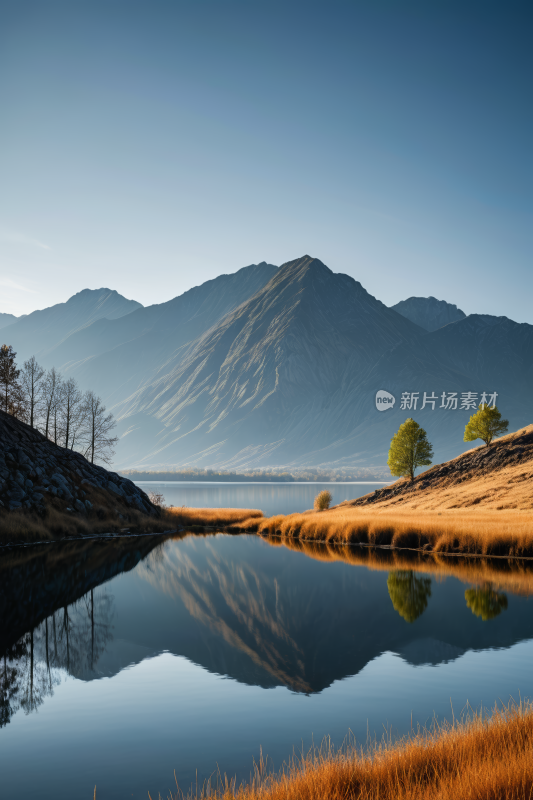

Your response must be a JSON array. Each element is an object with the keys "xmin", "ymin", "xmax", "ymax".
[{"xmin": 375, "ymin": 389, "xmax": 395, "ymax": 412}]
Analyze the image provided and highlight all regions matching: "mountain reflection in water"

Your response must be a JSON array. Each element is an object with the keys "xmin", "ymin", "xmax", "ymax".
[
  {"xmin": 2, "ymin": 532, "xmax": 533, "ymax": 800},
  {"xmin": 2, "ymin": 532, "xmax": 533, "ymax": 724}
]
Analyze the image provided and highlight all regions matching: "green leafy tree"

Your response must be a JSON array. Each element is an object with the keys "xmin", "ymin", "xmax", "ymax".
[
  {"xmin": 387, "ymin": 418, "xmax": 433, "ymax": 482},
  {"xmin": 464, "ymin": 404, "xmax": 509, "ymax": 447},
  {"xmin": 387, "ymin": 570, "xmax": 432, "ymax": 623},
  {"xmin": 465, "ymin": 584, "xmax": 508, "ymax": 621}
]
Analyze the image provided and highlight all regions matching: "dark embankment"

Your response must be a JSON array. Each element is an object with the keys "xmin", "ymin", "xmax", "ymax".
[
  {"xmin": 0, "ymin": 410, "xmax": 170, "ymax": 542},
  {"xmin": 251, "ymin": 426, "xmax": 533, "ymax": 557}
]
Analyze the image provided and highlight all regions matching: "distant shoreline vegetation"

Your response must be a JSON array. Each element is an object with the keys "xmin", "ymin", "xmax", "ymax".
[{"xmin": 119, "ymin": 467, "xmax": 391, "ymax": 483}]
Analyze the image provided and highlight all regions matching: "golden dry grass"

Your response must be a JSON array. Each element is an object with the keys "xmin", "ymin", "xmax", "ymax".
[
  {"xmin": 0, "ymin": 502, "xmax": 262, "ymax": 544},
  {"xmin": 165, "ymin": 507, "xmax": 263, "ymax": 529},
  {"xmin": 254, "ymin": 507, "xmax": 533, "ymax": 557},
  {"xmin": 153, "ymin": 701, "xmax": 533, "ymax": 800},
  {"xmin": 230, "ymin": 427, "xmax": 533, "ymax": 557}
]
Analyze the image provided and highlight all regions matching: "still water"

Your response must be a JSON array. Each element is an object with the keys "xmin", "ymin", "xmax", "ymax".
[
  {"xmin": 133, "ymin": 480, "xmax": 388, "ymax": 516},
  {"xmin": 1, "ymin": 530, "xmax": 533, "ymax": 800}
]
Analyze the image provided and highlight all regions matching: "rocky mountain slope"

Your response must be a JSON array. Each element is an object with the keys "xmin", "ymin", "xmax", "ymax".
[
  {"xmin": 0, "ymin": 410, "xmax": 157, "ymax": 519},
  {"xmin": 392, "ymin": 296, "xmax": 466, "ymax": 331},
  {"xmin": 1, "ymin": 288, "xmax": 142, "ymax": 361},
  {"xmin": 109, "ymin": 256, "xmax": 424, "ymax": 468}
]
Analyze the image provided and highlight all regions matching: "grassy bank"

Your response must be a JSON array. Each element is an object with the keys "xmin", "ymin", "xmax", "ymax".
[
  {"xmin": 149, "ymin": 701, "xmax": 533, "ymax": 800},
  {"xmin": 253, "ymin": 507, "xmax": 533, "ymax": 557},
  {"xmin": 0, "ymin": 503, "xmax": 262, "ymax": 544}
]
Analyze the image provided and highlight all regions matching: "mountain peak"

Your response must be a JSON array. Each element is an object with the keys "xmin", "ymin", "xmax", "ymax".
[{"xmin": 392, "ymin": 295, "xmax": 466, "ymax": 332}]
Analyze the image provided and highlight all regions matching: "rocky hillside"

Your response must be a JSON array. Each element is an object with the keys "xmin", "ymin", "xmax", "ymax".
[
  {"xmin": 347, "ymin": 425, "xmax": 533, "ymax": 511},
  {"xmin": 391, "ymin": 296, "xmax": 466, "ymax": 331},
  {"xmin": 0, "ymin": 410, "xmax": 157, "ymax": 519}
]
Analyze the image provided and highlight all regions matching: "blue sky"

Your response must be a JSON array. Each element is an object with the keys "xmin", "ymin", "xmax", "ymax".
[{"xmin": 1, "ymin": 0, "xmax": 531, "ymax": 320}]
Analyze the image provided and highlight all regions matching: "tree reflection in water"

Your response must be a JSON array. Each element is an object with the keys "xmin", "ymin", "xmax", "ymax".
[
  {"xmin": 0, "ymin": 587, "xmax": 114, "ymax": 727},
  {"xmin": 465, "ymin": 583, "xmax": 508, "ymax": 621},
  {"xmin": 387, "ymin": 570, "xmax": 432, "ymax": 623}
]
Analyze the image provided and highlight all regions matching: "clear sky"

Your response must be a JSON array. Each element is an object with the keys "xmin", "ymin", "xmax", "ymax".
[{"xmin": 1, "ymin": 0, "xmax": 531, "ymax": 321}]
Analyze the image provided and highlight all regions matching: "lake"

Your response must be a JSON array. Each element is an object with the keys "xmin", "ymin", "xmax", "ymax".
[
  {"xmin": 133, "ymin": 480, "xmax": 389, "ymax": 516},
  {"xmin": 1, "ymin": 490, "xmax": 533, "ymax": 799}
]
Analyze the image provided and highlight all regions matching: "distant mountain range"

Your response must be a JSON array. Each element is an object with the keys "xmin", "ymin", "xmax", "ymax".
[
  {"xmin": 1, "ymin": 256, "xmax": 531, "ymax": 470},
  {"xmin": 1, "ymin": 288, "xmax": 142, "ymax": 357},
  {"xmin": 391, "ymin": 296, "xmax": 466, "ymax": 331},
  {"xmin": 0, "ymin": 312, "xmax": 19, "ymax": 330}
]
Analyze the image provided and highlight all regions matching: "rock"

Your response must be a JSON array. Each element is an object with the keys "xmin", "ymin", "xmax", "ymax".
[
  {"xmin": 0, "ymin": 409, "xmax": 158, "ymax": 522},
  {"xmin": 7, "ymin": 488, "xmax": 26, "ymax": 502}
]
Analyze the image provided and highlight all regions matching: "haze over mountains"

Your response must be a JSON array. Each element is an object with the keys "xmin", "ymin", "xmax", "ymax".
[
  {"xmin": 0, "ymin": 312, "xmax": 19, "ymax": 329},
  {"xmin": 2, "ymin": 256, "xmax": 531, "ymax": 470}
]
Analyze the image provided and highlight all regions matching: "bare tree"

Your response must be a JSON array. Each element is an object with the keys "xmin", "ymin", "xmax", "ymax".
[
  {"xmin": 21, "ymin": 356, "xmax": 45, "ymax": 429},
  {"xmin": 0, "ymin": 344, "xmax": 24, "ymax": 416},
  {"xmin": 42, "ymin": 368, "xmax": 62, "ymax": 440},
  {"xmin": 59, "ymin": 377, "xmax": 83, "ymax": 449},
  {"xmin": 81, "ymin": 391, "xmax": 118, "ymax": 464}
]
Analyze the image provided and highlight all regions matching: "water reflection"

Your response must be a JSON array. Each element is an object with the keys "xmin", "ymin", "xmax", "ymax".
[
  {"xmin": 1, "ymin": 587, "xmax": 113, "ymax": 727},
  {"xmin": 387, "ymin": 571, "xmax": 432, "ymax": 623},
  {"xmin": 2, "ymin": 532, "xmax": 533, "ymax": 800},
  {"xmin": 0, "ymin": 532, "xmax": 529, "ymax": 729},
  {"xmin": 465, "ymin": 583, "xmax": 509, "ymax": 621}
]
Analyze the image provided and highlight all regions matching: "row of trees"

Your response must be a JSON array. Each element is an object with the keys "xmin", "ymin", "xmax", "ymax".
[
  {"xmin": 388, "ymin": 403, "xmax": 509, "ymax": 482},
  {"xmin": 0, "ymin": 344, "xmax": 117, "ymax": 464}
]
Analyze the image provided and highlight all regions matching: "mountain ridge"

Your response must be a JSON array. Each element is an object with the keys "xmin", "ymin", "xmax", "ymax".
[
  {"xmin": 392, "ymin": 295, "xmax": 466, "ymax": 331},
  {"xmin": 2, "ymin": 256, "xmax": 531, "ymax": 471}
]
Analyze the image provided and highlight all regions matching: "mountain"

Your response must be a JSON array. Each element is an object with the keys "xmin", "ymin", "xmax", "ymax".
[
  {"xmin": 106, "ymin": 256, "xmax": 424, "ymax": 467},
  {"xmin": 1, "ymin": 288, "xmax": 142, "ymax": 359},
  {"xmin": 13, "ymin": 262, "xmax": 279, "ymax": 404},
  {"xmin": 391, "ymin": 296, "xmax": 466, "ymax": 331},
  {"xmin": 4, "ymin": 256, "xmax": 532, "ymax": 471},
  {"xmin": 0, "ymin": 312, "xmax": 18, "ymax": 330},
  {"xmin": 307, "ymin": 312, "xmax": 533, "ymax": 466}
]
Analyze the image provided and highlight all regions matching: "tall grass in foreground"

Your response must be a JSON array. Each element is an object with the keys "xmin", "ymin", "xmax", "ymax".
[{"xmin": 147, "ymin": 701, "xmax": 533, "ymax": 800}]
